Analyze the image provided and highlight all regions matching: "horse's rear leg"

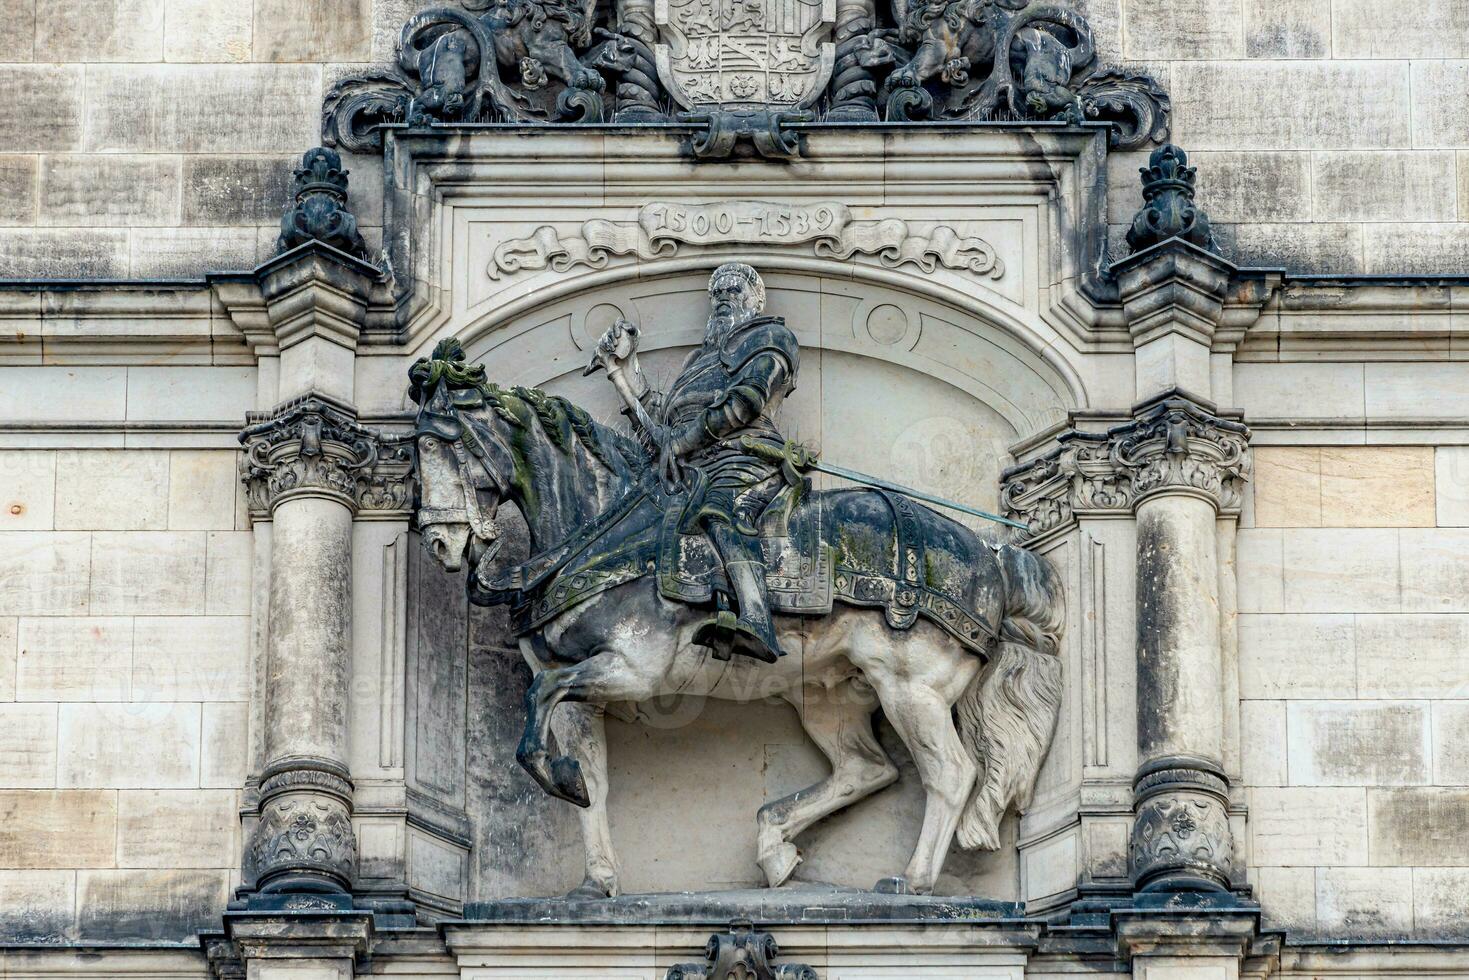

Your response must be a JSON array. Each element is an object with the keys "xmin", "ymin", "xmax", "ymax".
[
  {"xmin": 548, "ymin": 702, "xmax": 621, "ymax": 898},
  {"xmin": 755, "ymin": 680, "xmax": 898, "ymax": 888},
  {"xmin": 868, "ymin": 679, "xmax": 977, "ymax": 895}
]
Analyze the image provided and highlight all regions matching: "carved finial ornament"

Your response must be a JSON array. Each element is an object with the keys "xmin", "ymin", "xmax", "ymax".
[
  {"xmin": 668, "ymin": 923, "xmax": 818, "ymax": 980},
  {"xmin": 1126, "ymin": 143, "xmax": 1217, "ymax": 255},
  {"xmin": 322, "ymin": 0, "xmax": 1171, "ymax": 160},
  {"xmin": 276, "ymin": 147, "xmax": 370, "ymax": 260}
]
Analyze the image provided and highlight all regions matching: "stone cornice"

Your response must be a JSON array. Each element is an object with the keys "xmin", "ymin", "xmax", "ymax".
[
  {"xmin": 1002, "ymin": 390, "xmax": 1251, "ymax": 539},
  {"xmin": 240, "ymin": 393, "xmax": 414, "ymax": 517}
]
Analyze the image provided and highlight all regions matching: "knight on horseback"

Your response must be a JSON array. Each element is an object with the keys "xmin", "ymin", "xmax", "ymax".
[{"xmin": 590, "ymin": 262, "xmax": 803, "ymax": 664}]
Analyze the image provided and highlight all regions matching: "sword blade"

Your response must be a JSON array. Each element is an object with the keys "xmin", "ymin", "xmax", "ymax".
[{"xmin": 811, "ymin": 460, "xmax": 1031, "ymax": 532}]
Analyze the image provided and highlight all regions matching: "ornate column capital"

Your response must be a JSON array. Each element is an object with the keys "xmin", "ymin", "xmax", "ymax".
[
  {"xmin": 240, "ymin": 394, "xmax": 415, "ymax": 518},
  {"xmin": 668, "ymin": 922, "xmax": 818, "ymax": 980},
  {"xmin": 1002, "ymin": 391, "xmax": 1251, "ymax": 538}
]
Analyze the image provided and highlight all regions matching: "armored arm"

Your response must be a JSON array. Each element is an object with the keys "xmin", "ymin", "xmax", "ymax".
[{"xmin": 667, "ymin": 350, "xmax": 793, "ymax": 456}]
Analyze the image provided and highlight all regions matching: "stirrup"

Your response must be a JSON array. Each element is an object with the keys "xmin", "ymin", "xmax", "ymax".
[{"xmin": 693, "ymin": 611, "xmax": 782, "ymax": 663}]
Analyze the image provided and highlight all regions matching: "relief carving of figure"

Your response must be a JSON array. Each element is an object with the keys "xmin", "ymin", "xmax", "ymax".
[{"xmin": 410, "ymin": 263, "xmax": 1067, "ymax": 898}]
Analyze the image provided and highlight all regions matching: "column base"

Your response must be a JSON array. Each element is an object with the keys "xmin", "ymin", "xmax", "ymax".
[{"xmin": 1129, "ymin": 756, "xmax": 1236, "ymax": 894}]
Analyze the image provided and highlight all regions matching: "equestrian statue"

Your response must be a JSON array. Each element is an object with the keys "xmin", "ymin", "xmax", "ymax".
[{"xmin": 410, "ymin": 263, "xmax": 1065, "ymax": 898}]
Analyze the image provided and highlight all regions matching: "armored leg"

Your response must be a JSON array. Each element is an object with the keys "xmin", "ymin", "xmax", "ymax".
[{"xmin": 694, "ymin": 519, "xmax": 785, "ymax": 663}]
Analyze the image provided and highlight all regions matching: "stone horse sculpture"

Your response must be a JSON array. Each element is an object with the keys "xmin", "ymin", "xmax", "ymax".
[{"xmin": 411, "ymin": 335, "xmax": 1064, "ymax": 898}]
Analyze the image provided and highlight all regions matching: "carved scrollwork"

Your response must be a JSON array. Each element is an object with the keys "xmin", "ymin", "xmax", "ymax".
[
  {"xmin": 1001, "ymin": 395, "xmax": 1250, "ymax": 537},
  {"xmin": 322, "ymin": 0, "xmax": 1169, "ymax": 158},
  {"xmin": 667, "ymin": 923, "xmax": 818, "ymax": 980},
  {"xmin": 487, "ymin": 201, "xmax": 1004, "ymax": 281},
  {"xmin": 240, "ymin": 396, "xmax": 416, "ymax": 516},
  {"xmin": 276, "ymin": 147, "xmax": 368, "ymax": 260}
]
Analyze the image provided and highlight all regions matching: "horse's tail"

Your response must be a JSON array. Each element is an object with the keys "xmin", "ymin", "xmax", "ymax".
[{"xmin": 954, "ymin": 541, "xmax": 1065, "ymax": 851}]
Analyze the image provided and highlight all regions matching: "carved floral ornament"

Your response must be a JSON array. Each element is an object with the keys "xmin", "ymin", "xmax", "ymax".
[
  {"xmin": 321, "ymin": 0, "xmax": 1170, "ymax": 158},
  {"xmin": 239, "ymin": 396, "xmax": 415, "ymax": 516},
  {"xmin": 1001, "ymin": 396, "xmax": 1251, "ymax": 538},
  {"xmin": 487, "ymin": 200, "xmax": 1005, "ymax": 280}
]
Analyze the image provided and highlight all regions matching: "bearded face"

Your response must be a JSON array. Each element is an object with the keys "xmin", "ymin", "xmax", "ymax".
[{"xmin": 706, "ymin": 275, "xmax": 760, "ymax": 338}]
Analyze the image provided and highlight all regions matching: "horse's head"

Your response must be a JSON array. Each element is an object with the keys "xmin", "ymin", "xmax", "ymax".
[
  {"xmin": 410, "ymin": 339, "xmax": 507, "ymax": 574},
  {"xmin": 409, "ymin": 336, "xmax": 641, "ymax": 578}
]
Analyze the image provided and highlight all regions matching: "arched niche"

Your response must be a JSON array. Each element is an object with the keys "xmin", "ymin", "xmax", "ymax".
[{"xmin": 407, "ymin": 265, "xmax": 1085, "ymax": 902}]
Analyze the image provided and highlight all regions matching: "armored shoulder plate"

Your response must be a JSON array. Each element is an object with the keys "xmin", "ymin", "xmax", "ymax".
[{"xmin": 719, "ymin": 315, "xmax": 800, "ymax": 380}]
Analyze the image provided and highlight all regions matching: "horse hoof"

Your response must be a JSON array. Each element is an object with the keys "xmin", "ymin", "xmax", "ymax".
[
  {"xmin": 551, "ymin": 756, "xmax": 591, "ymax": 808},
  {"xmin": 565, "ymin": 878, "xmax": 611, "ymax": 901},
  {"xmin": 874, "ymin": 876, "xmax": 912, "ymax": 895},
  {"xmin": 758, "ymin": 843, "xmax": 802, "ymax": 888}
]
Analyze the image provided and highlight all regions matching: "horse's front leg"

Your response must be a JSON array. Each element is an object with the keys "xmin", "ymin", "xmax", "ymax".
[{"xmin": 548, "ymin": 702, "xmax": 621, "ymax": 898}]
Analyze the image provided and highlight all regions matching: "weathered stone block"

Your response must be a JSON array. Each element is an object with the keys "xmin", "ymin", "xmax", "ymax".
[
  {"xmin": 182, "ymin": 155, "xmax": 293, "ymax": 225},
  {"xmin": 0, "ymin": 532, "xmax": 91, "ymax": 617},
  {"xmin": 1192, "ymin": 152, "xmax": 1313, "ymax": 223},
  {"xmin": 1366, "ymin": 362, "xmax": 1469, "ymax": 420},
  {"xmin": 1254, "ymin": 866, "xmax": 1316, "ymax": 932},
  {"xmin": 89, "ymin": 531, "xmax": 206, "ymax": 616},
  {"xmin": 1336, "ymin": 0, "xmax": 1469, "ymax": 58},
  {"xmin": 1249, "ymin": 787, "xmax": 1367, "ymax": 866},
  {"xmin": 1413, "ymin": 62, "xmax": 1469, "ymax": 148},
  {"xmin": 0, "ymin": 156, "xmax": 38, "ymax": 226},
  {"xmin": 1414, "ymin": 868, "xmax": 1469, "ymax": 937},
  {"xmin": 132, "ymin": 616, "xmax": 248, "ymax": 702},
  {"xmin": 167, "ymin": 450, "xmax": 237, "ymax": 531},
  {"xmin": 1171, "ymin": 61, "xmax": 1411, "ymax": 151},
  {"xmin": 1313, "ymin": 151, "xmax": 1458, "ymax": 223},
  {"xmin": 16, "ymin": 616, "xmax": 131, "ymax": 702},
  {"xmin": 38, "ymin": 155, "xmax": 181, "ymax": 228},
  {"xmin": 83, "ymin": 65, "xmax": 319, "ymax": 154},
  {"xmin": 58, "ymin": 702, "xmax": 200, "ymax": 788},
  {"xmin": 0, "ymin": 790, "xmax": 117, "ymax": 868},
  {"xmin": 1365, "ymin": 223, "xmax": 1469, "ymax": 276},
  {"xmin": 1242, "ymin": 0, "xmax": 1328, "ymax": 58},
  {"xmin": 0, "ymin": 871, "xmax": 76, "ymax": 943},
  {"xmin": 252, "ymin": 0, "xmax": 370, "ymax": 61},
  {"xmin": 116, "ymin": 790, "xmax": 237, "ymax": 868},
  {"xmin": 1286, "ymin": 700, "xmax": 1430, "ymax": 786},
  {"xmin": 1240, "ymin": 700, "xmax": 1286, "ymax": 786},
  {"xmin": 164, "ymin": 0, "xmax": 251, "ymax": 61},
  {"xmin": 0, "ymin": 451, "xmax": 55, "ymax": 532},
  {"xmin": 1252, "ymin": 448, "xmax": 1321, "ymax": 527},
  {"xmin": 1436, "ymin": 447, "xmax": 1469, "ymax": 527},
  {"xmin": 124, "ymin": 366, "xmax": 255, "ymax": 422},
  {"xmin": 75, "ymin": 869, "xmax": 228, "ymax": 942},
  {"xmin": 205, "ymin": 530, "xmax": 252, "ymax": 615},
  {"xmin": 200, "ymin": 701, "xmax": 247, "ymax": 788},
  {"xmin": 0, "ymin": 0, "xmax": 36, "ymax": 63},
  {"xmin": 1369, "ymin": 787, "xmax": 1469, "ymax": 865},
  {"xmin": 0, "ymin": 704, "xmax": 58, "ymax": 788},
  {"xmin": 1235, "ymin": 529, "xmax": 1283, "ymax": 613},
  {"xmin": 1400, "ymin": 528, "xmax": 1469, "ymax": 612},
  {"xmin": 1432, "ymin": 701, "xmax": 1469, "ymax": 785},
  {"xmin": 1234, "ymin": 362, "xmax": 1366, "ymax": 421},
  {"xmin": 0, "ymin": 618, "xmax": 15, "ymax": 701},
  {"xmin": 1238, "ymin": 614, "xmax": 1355, "ymax": 699},
  {"xmin": 0, "ymin": 67, "xmax": 84, "ymax": 153},
  {"xmin": 1356, "ymin": 614, "xmax": 1469, "ymax": 699},
  {"xmin": 1323, "ymin": 447, "xmax": 1435, "ymax": 527},
  {"xmin": 0, "ymin": 229, "xmax": 128, "ymax": 278},
  {"xmin": 55, "ymin": 450, "xmax": 169, "ymax": 531},
  {"xmin": 1215, "ymin": 221, "xmax": 1364, "ymax": 275},
  {"xmin": 129, "ymin": 226, "xmax": 261, "ymax": 278},
  {"xmin": 35, "ymin": 0, "xmax": 163, "ymax": 61},
  {"xmin": 1316, "ymin": 867, "xmax": 1413, "ymax": 938},
  {"xmin": 1282, "ymin": 528, "xmax": 1399, "ymax": 614},
  {"xmin": 1120, "ymin": 0, "xmax": 1242, "ymax": 59},
  {"xmin": 0, "ymin": 367, "xmax": 126, "ymax": 422}
]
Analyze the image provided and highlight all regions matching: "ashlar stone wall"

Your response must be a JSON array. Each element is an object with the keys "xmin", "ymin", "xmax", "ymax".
[
  {"xmin": 2, "ymin": 0, "xmax": 1469, "ymax": 277},
  {"xmin": 1238, "ymin": 444, "xmax": 1469, "ymax": 940},
  {"xmin": 0, "ymin": 447, "xmax": 250, "ymax": 942}
]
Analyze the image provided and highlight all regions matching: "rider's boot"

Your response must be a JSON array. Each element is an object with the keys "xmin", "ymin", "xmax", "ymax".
[{"xmin": 693, "ymin": 521, "xmax": 785, "ymax": 663}]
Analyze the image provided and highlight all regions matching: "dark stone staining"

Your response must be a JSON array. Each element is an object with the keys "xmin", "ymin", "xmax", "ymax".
[
  {"xmin": 1134, "ymin": 506, "xmax": 1184, "ymax": 756},
  {"xmin": 75, "ymin": 872, "xmax": 226, "ymax": 943},
  {"xmin": 1126, "ymin": 144, "xmax": 1217, "ymax": 255},
  {"xmin": 183, "ymin": 156, "xmax": 295, "ymax": 226}
]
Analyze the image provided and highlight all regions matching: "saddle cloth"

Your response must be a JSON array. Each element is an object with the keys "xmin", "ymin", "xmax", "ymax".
[{"xmin": 509, "ymin": 486, "xmax": 995, "ymax": 657}]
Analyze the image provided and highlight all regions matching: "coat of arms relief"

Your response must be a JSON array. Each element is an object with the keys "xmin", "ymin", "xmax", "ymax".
[{"xmin": 324, "ymin": 0, "xmax": 1170, "ymax": 158}]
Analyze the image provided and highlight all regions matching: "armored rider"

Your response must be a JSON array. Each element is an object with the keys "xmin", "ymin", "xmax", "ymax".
[{"xmin": 594, "ymin": 263, "xmax": 802, "ymax": 664}]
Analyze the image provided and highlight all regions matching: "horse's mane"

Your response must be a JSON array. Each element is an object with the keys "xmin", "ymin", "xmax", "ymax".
[{"xmin": 411, "ymin": 336, "xmax": 644, "ymax": 476}]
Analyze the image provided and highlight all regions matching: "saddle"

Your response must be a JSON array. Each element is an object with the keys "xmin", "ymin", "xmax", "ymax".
[{"xmin": 505, "ymin": 481, "xmax": 996, "ymax": 658}]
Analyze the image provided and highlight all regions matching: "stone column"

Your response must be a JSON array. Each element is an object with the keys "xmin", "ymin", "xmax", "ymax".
[{"xmin": 236, "ymin": 148, "xmax": 396, "ymax": 911}]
